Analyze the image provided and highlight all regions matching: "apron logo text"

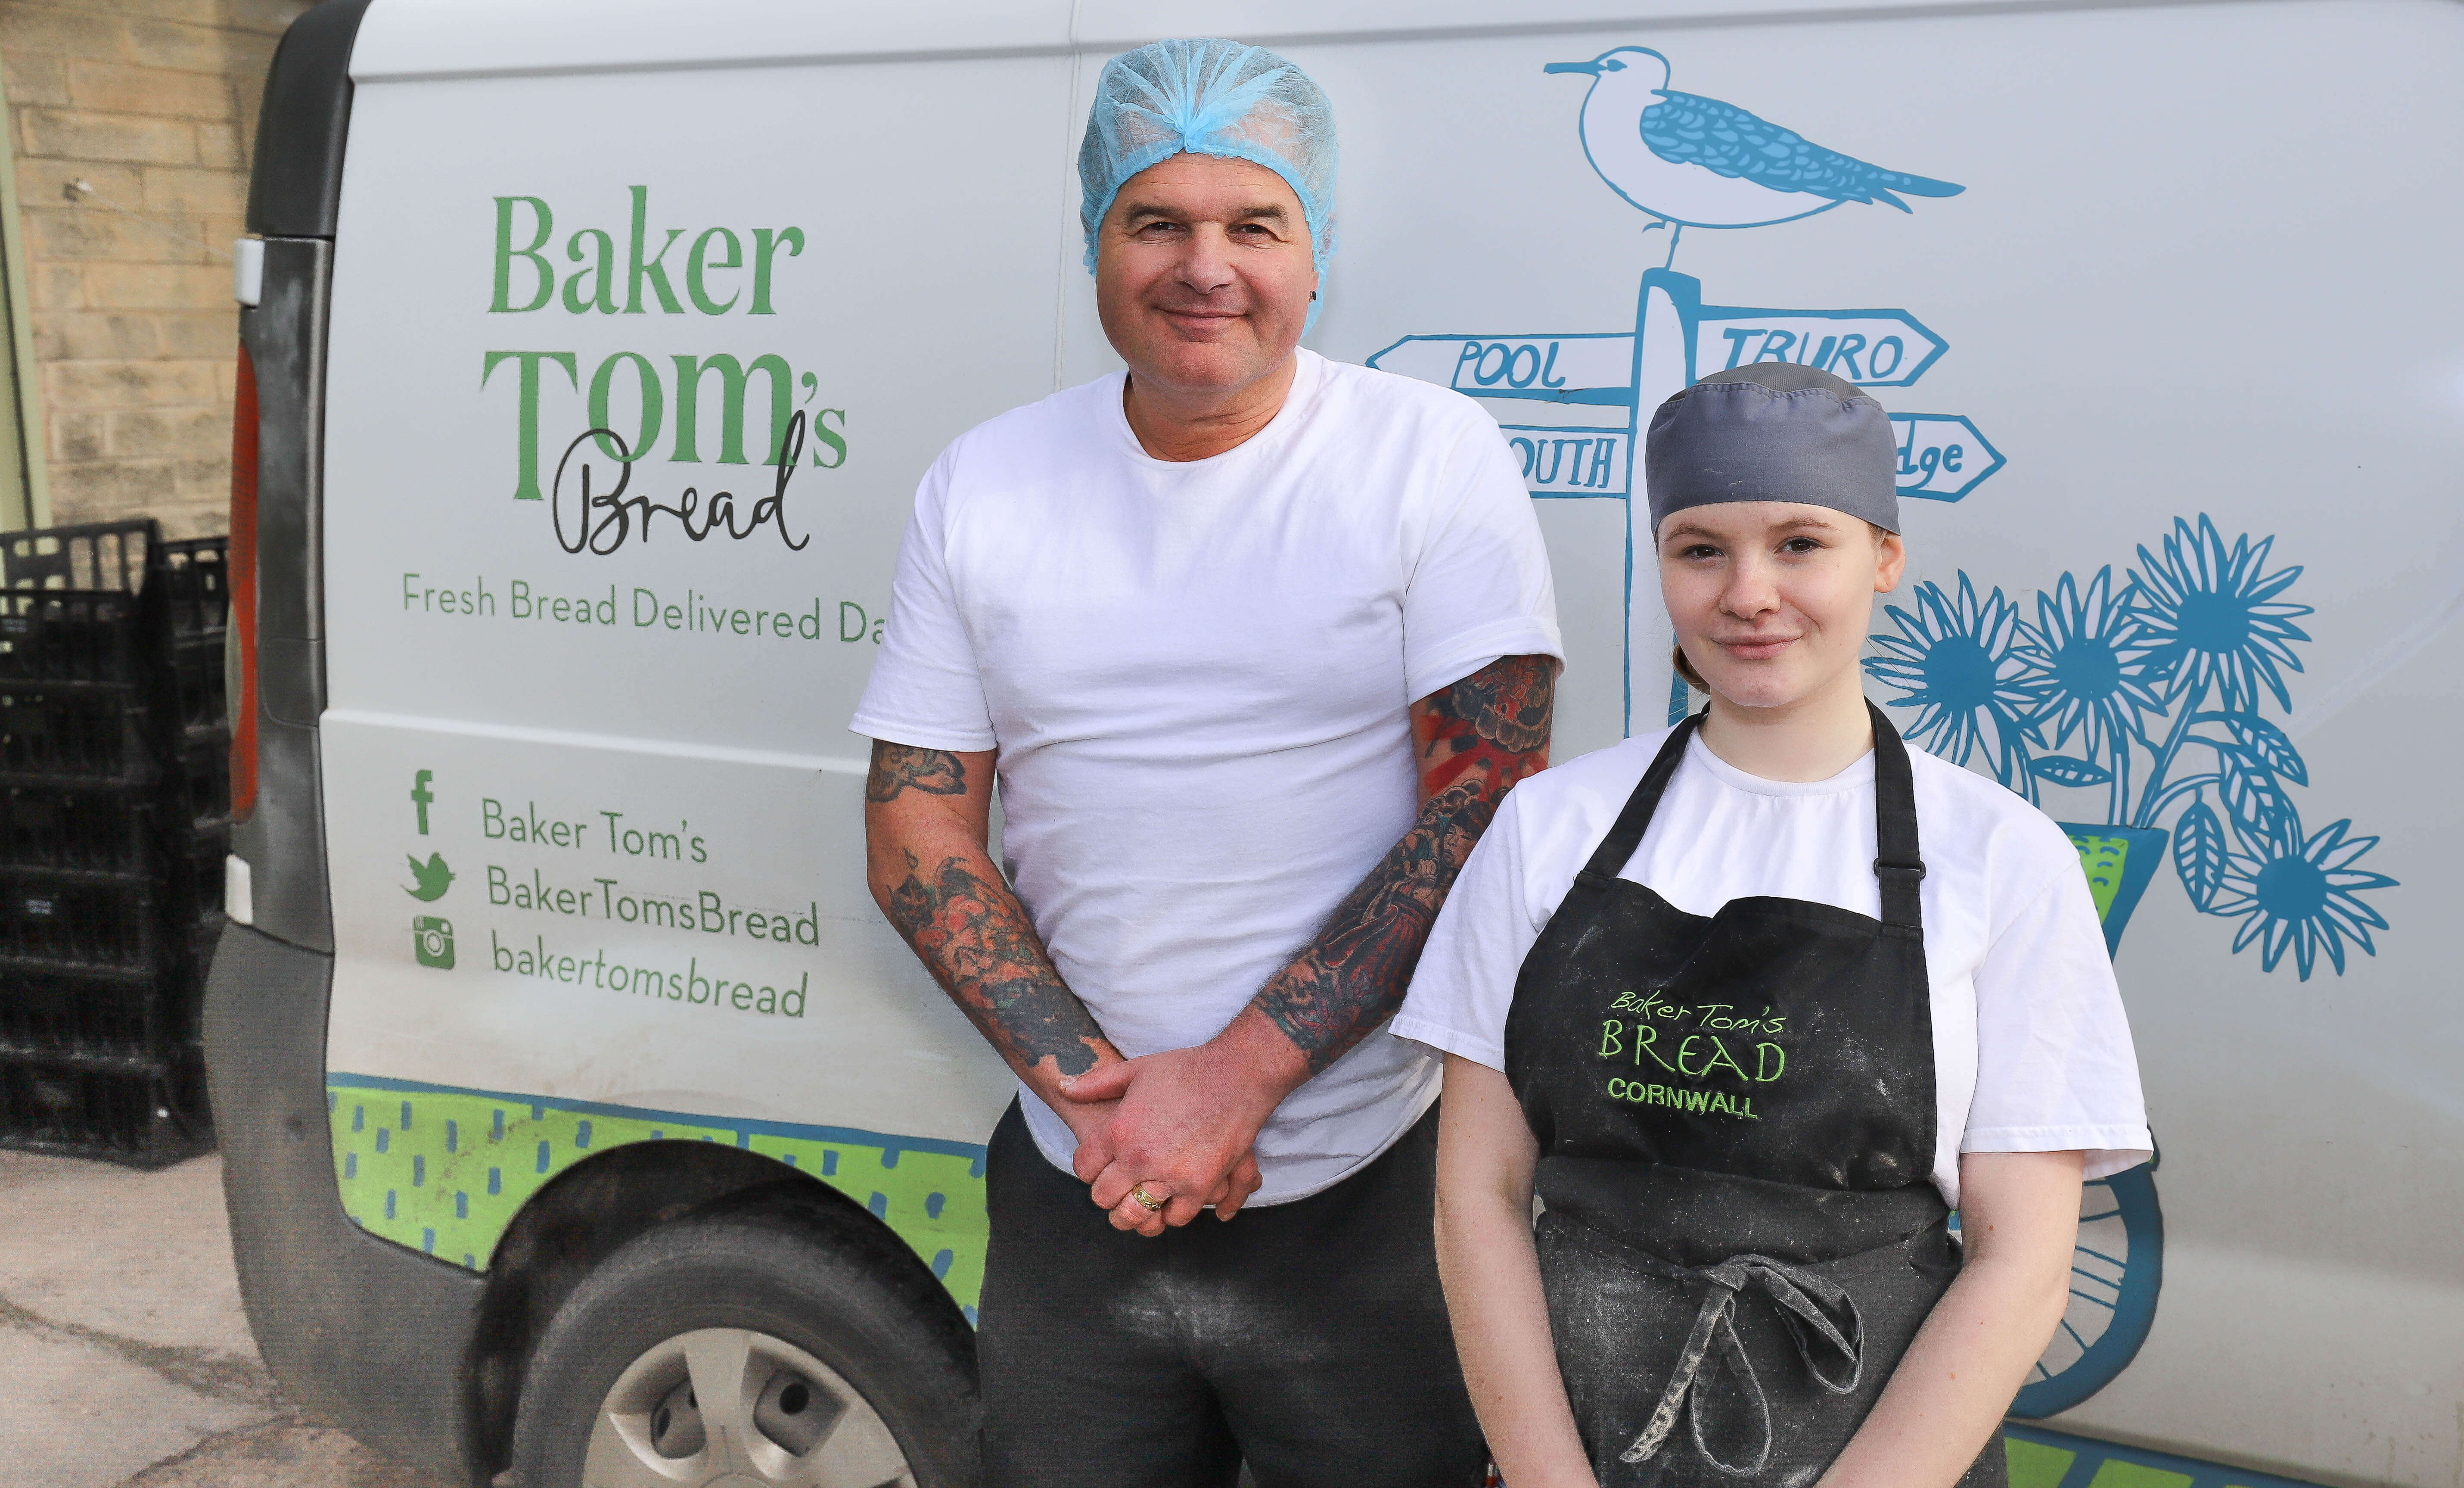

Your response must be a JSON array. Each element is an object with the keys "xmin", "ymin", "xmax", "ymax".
[
  {"xmin": 1606, "ymin": 1078, "xmax": 1759, "ymax": 1120},
  {"xmin": 1597, "ymin": 1018, "xmax": 1788, "ymax": 1086},
  {"xmin": 1607, "ymin": 989, "xmax": 1787, "ymax": 1035}
]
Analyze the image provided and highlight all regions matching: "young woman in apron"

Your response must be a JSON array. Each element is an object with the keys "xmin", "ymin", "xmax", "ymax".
[{"xmin": 1393, "ymin": 364, "xmax": 2151, "ymax": 1488}]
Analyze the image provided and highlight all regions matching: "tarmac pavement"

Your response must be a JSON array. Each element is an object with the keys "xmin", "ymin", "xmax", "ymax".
[{"xmin": 0, "ymin": 1149, "xmax": 452, "ymax": 1488}]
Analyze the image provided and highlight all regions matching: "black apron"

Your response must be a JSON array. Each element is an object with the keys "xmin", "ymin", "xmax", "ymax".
[{"xmin": 1502, "ymin": 706, "xmax": 2004, "ymax": 1488}]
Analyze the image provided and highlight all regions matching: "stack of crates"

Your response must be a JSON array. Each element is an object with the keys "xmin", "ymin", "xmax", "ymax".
[{"xmin": 0, "ymin": 519, "xmax": 230, "ymax": 1167}]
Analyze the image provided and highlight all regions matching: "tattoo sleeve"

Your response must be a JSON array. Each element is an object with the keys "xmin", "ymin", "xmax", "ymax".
[
  {"xmin": 1255, "ymin": 654, "xmax": 1555, "ymax": 1073},
  {"xmin": 882, "ymin": 850, "xmax": 1114, "ymax": 1079},
  {"xmin": 866, "ymin": 743, "xmax": 968, "ymax": 802},
  {"xmin": 867, "ymin": 740, "xmax": 1115, "ymax": 1080}
]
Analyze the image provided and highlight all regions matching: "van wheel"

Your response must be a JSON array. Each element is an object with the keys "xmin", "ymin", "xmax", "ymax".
[{"xmin": 510, "ymin": 1214, "xmax": 978, "ymax": 1488}]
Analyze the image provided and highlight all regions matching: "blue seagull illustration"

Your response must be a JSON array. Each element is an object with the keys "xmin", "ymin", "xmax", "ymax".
[{"xmin": 1546, "ymin": 47, "xmax": 1962, "ymax": 261}]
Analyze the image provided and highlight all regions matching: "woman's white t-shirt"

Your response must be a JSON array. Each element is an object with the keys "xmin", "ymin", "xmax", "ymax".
[
  {"xmin": 1394, "ymin": 726, "xmax": 2152, "ymax": 1207},
  {"xmin": 852, "ymin": 349, "xmax": 1562, "ymax": 1203}
]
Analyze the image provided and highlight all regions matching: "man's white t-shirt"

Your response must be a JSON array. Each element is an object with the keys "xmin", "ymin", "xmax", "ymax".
[
  {"xmin": 1392, "ymin": 727, "xmax": 2152, "ymax": 1208},
  {"xmin": 851, "ymin": 348, "xmax": 1563, "ymax": 1203}
]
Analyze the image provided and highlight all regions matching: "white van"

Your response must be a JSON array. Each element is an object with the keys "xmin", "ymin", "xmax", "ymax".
[{"xmin": 204, "ymin": 2, "xmax": 2460, "ymax": 1485}]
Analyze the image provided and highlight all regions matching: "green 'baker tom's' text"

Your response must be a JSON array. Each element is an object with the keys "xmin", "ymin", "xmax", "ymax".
[
  {"xmin": 488, "ymin": 929, "xmax": 807, "ymax": 1018},
  {"xmin": 481, "ymin": 189, "xmax": 851, "ymax": 502},
  {"xmin": 485, "ymin": 865, "xmax": 817, "ymax": 947}
]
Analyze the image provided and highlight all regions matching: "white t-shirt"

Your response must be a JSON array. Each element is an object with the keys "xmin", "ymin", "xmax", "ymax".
[
  {"xmin": 1392, "ymin": 727, "xmax": 2152, "ymax": 1208},
  {"xmin": 851, "ymin": 348, "xmax": 1563, "ymax": 1202}
]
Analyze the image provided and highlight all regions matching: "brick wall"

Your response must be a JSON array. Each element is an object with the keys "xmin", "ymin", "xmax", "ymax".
[{"xmin": 2, "ymin": 0, "xmax": 309, "ymax": 538}]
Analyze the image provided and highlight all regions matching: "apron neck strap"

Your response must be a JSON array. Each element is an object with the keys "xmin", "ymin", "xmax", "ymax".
[
  {"xmin": 1868, "ymin": 702, "xmax": 1926, "ymax": 931},
  {"xmin": 1579, "ymin": 710, "xmax": 1704, "ymax": 882},
  {"xmin": 1580, "ymin": 704, "xmax": 1927, "ymax": 932}
]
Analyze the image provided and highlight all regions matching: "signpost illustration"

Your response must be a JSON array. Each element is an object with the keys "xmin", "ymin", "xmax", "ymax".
[{"xmin": 1369, "ymin": 268, "xmax": 2004, "ymax": 734}]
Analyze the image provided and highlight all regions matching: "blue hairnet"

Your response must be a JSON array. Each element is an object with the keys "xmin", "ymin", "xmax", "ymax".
[{"xmin": 1078, "ymin": 39, "xmax": 1337, "ymax": 325}]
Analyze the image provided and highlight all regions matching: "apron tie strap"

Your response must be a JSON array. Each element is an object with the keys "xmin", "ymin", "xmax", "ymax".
[{"xmin": 1619, "ymin": 1254, "xmax": 1867, "ymax": 1475}]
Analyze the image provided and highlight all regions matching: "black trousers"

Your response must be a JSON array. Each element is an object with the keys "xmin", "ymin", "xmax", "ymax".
[{"xmin": 976, "ymin": 1099, "xmax": 1487, "ymax": 1488}]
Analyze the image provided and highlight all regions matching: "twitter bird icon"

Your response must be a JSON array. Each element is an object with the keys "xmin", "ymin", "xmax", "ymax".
[{"xmin": 405, "ymin": 852, "xmax": 455, "ymax": 902}]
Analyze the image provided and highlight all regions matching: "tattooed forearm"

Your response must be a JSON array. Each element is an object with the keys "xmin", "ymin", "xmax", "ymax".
[
  {"xmin": 1257, "ymin": 781, "xmax": 1496, "ymax": 1071},
  {"xmin": 1250, "ymin": 655, "xmax": 1553, "ymax": 1074},
  {"xmin": 883, "ymin": 850, "xmax": 1113, "ymax": 1078},
  {"xmin": 867, "ymin": 742, "xmax": 967, "ymax": 803}
]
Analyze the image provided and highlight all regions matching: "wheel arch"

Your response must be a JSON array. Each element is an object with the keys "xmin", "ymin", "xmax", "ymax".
[{"xmin": 466, "ymin": 1136, "xmax": 973, "ymax": 1476}]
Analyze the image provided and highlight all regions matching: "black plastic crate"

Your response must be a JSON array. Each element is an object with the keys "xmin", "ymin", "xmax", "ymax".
[
  {"xmin": 0, "ymin": 1048, "xmax": 210, "ymax": 1168},
  {"xmin": 165, "ymin": 634, "xmax": 227, "ymax": 730},
  {"xmin": 0, "ymin": 686, "xmax": 156, "ymax": 784},
  {"xmin": 0, "ymin": 867, "xmax": 167, "ymax": 973},
  {"xmin": 183, "ymin": 912, "xmax": 224, "ymax": 980},
  {"xmin": 164, "ymin": 831, "xmax": 226, "ymax": 922},
  {"xmin": 165, "ymin": 730, "xmax": 232, "ymax": 825},
  {"xmin": 0, "ymin": 966, "xmax": 180, "ymax": 1064},
  {"xmin": 0, "ymin": 782, "xmax": 153, "ymax": 872},
  {"xmin": 0, "ymin": 918, "xmax": 221, "ymax": 1071},
  {"xmin": 154, "ymin": 537, "xmax": 229, "ymax": 638},
  {"xmin": 0, "ymin": 520, "xmax": 154, "ymax": 594},
  {"xmin": 0, "ymin": 588, "xmax": 157, "ymax": 687}
]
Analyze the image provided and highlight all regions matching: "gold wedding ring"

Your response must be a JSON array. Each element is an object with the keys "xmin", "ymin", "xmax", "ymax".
[{"xmin": 1128, "ymin": 1184, "xmax": 1165, "ymax": 1213}]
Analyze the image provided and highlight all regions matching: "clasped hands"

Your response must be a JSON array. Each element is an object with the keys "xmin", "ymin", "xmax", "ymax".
[{"xmin": 1054, "ymin": 1027, "xmax": 1300, "ymax": 1238}]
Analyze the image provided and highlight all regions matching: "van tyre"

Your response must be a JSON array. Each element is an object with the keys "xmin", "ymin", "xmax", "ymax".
[{"xmin": 510, "ymin": 1213, "xmax": 978, "ymax": 1488}]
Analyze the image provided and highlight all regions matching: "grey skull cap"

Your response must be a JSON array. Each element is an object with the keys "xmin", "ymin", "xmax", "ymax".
[{"xmin": 1644, "ymin": 362, "xmax": 1900, "ymax": 535}]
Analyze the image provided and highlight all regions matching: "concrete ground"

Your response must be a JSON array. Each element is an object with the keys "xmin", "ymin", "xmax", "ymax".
[{"xmin": 0, "ymin": 1149, "xmax": 454, "ymax": 1488}]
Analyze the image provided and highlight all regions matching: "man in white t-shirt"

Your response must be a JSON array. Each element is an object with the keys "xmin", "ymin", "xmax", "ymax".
[{"xmin": 851, "ymin": 40, "xmax": 1561, "ymax": 1488}]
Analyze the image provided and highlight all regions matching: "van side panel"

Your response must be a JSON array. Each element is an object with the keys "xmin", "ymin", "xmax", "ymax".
[{"xmin": 313, "ymin": 36, "xmax": 1072, "ymax": 1312}]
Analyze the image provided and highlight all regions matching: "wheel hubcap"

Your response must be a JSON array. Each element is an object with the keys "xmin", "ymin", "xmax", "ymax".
[{"xmin": 584, "ymin": 1326, "xmax": 914, "ymax": 1487}]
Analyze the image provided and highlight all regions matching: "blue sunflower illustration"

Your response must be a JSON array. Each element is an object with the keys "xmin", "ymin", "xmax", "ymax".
[
  {"xmin": 2128, "ymin": 515, "xmax": 2313, "ymax": 713},
  {"xmin": 1866, "ymin": 574, "xmax": 2044, "ymax": 793},
  {"xmin": 1871, "ymin": 517, "xmax": 2394, "ymax": 978},
  {"xmin": 2018, "ymin": 566, "xmax": 2165, "ymax": 763},
  {"xmin": 2208, "ymin": 813, "xmax": 2395, "ymax": 980}
]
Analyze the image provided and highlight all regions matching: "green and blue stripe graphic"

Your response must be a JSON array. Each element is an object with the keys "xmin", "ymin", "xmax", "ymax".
[{"xmin": 326, "ymin": 1073, "xmax": 990, "ymax": 1317}]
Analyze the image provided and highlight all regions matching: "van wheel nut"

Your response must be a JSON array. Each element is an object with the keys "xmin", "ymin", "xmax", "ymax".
[
  {"xmin": 755, "ymin": 1368, "xmax": 839, "ymax": 1455},
  {"xmin": 648, "ymin": 1378, "xmax": 704, "ymax": 1457}
]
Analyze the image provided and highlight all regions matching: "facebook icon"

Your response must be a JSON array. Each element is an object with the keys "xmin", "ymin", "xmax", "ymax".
[{"xmin": 411, "ymin": 769, "xmax": 435, "ymax": 836}]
